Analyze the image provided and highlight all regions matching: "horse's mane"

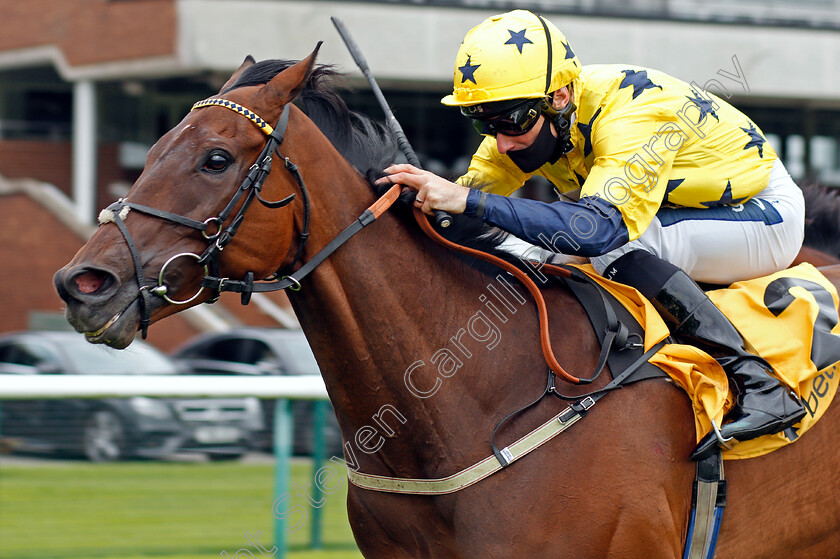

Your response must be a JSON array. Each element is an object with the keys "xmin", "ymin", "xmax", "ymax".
[
  {"xmin": 803, "ymin": 183, "xmax": 840, "ymax": 257},
  {"xmin": 226, "ymin": 58, "xmax": 521, "ymax": 273},
  {"xmin": 225, "ymin": 59, "xmax": 398, "ymax": 173}
]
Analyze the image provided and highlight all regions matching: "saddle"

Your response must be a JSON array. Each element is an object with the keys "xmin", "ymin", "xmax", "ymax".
[{"xmin": 570, "ymin": 261, "xmax": 840, "ymax": 460}]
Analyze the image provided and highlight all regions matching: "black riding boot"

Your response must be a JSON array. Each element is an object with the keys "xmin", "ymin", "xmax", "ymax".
[{"xmin": 604, "ymin": 250, "xmax": 807, "ymax": 461}]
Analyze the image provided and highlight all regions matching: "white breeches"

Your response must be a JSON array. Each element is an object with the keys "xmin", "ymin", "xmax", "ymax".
[{"xmin": 590, "ymin": 159, "xmax": 804, "ymax": 284}]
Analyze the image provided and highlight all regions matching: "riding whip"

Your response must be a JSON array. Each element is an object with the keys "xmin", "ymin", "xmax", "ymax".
[{"xmin": 331, "ymin": 16, "xmax": 453, "ymax": 228}]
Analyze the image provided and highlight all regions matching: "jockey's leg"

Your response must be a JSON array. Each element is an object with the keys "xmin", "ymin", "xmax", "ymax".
[
  {"xmin": 600, "ymin": 248, "xmax": 806, "ymax": 460},
  {"xmin": 594, "ymin": 159, "xmax": 805, "ymax": 285},
  {"xmin": 590, "ymin": 159, "xmax": 806, "ymax": 460}
]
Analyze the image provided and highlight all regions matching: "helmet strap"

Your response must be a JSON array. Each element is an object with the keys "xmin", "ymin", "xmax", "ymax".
[
  {"xmin": 553, "ymin": 101, "xmax": 576, "ymax": 155},
  {"xmin": 535, "ymin": 14, "xmax": 574, "ymax": 154},
  {"xmin": 535, "ymin": 14, "xmax": 553, "ymax": 95},
  {"xmin": 542, "ymin": 96, "xmax": 576, "ymax": 155}
]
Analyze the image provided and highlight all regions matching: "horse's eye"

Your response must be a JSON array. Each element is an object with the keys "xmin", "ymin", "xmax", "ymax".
[{"xmin": 202, "ymin": 152, "xmax": 230, "ymax": 173}]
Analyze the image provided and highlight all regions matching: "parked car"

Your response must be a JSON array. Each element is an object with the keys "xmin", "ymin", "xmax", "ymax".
[
  {"xmin": 171, "ymin": 328, "xmax": 343, "ymax": 457},
  {"xmin": 0, "ymin": 331, "xmax": 263, "ymax": 462}
]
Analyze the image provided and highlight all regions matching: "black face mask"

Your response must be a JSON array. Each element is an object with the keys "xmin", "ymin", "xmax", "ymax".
[{"xmin": 507, "ymin": 118, "xmax": 564, "ymax": 173}]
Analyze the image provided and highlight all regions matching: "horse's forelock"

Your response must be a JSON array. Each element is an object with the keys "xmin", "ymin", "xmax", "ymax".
[{"xmin": 222, "ymin": 59, "xmax": 303, "ymax": 92}]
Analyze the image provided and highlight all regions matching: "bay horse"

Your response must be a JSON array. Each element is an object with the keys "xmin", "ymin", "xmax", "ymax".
[
  {"xmin": 54, "ymin": 47, "xmax": 840, "ymax": 558},
  {"xmin": 796, "ymin": 184, "xmax": 840, "ymax": 267}
]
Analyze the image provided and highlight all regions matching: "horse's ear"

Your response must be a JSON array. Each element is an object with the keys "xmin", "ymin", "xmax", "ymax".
[
  {"xmin": 258, "ymin": 42, "xmax": 322, "ymax": 108},
  {"xmin": 218, "ymin": 55, "xmax": 256, "ymax": 93}
]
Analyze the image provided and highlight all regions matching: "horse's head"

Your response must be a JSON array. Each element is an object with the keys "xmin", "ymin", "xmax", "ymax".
[{"xmin": 54, "ymin": 45, "xmax": 323, "ymax": 348}]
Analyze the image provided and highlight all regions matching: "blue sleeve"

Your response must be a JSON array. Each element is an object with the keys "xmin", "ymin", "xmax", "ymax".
[{"xmin": 464, "ymin": 190, "xmax": 629, "ymax": 257}]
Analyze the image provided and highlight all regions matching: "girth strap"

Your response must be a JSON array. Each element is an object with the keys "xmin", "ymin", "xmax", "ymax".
[
  {"xmin": 563, "ymin": 268, "xmax": 635, "ymax": 384},
  {"xmin": 347, "ymin": 340, "xmax": 665, "ymax": 495},
  {"xmin": 683, "ymin": 451, "xmax": 726, "ymax": 559},
  {"xmin": 562, "ymin": 267, "xmax": 666, "ymax": 384},
  {"xmin": 487, "ymin": 268, "xmax": 668, "ymax": 466},
  {"xmin": 347, "ymin": 212, "xmax": 669, "ymax": 495}
]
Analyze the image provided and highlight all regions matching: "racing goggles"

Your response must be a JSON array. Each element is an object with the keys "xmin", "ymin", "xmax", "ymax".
[{"xmin": 462, "ymin": 97, "xmax": 547, "ymax": 137}]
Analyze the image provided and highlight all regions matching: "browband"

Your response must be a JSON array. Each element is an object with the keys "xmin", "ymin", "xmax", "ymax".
[{"xmin": 191, "ymin": 98, "xmax": 275, "ymax": 136}]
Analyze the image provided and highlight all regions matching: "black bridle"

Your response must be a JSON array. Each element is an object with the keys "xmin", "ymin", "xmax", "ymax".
[{"xmin": 100, "ymin": 96, "xmax": 395, "ymax": 338}]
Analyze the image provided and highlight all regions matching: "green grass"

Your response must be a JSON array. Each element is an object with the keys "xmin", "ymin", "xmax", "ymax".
[{"xmin": 0, "ymin": 456, "xmax": 363, "ymax": 559}]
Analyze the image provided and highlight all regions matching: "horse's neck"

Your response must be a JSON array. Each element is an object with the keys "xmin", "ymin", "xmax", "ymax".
[
  {"xmin": 286, "ymin": 178, "xmax": 591, "ymax": 476},
  {"xmin": 289, "ymin": 212, "xmax": 484, "ymax": 457}
]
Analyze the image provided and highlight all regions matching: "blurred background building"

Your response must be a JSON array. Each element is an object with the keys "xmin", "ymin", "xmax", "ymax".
[{"xmin": 1, "ymin": 0, "xmax": 839, "ymax": 347}]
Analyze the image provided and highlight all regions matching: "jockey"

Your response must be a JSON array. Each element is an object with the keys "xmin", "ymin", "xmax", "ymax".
[{"xmin": 378, "ymin": 9, "xmax": 806, "ymax": 460}]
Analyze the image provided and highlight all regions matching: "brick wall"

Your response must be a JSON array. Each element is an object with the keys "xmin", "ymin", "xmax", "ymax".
[
  {"xmin": 0, "ymin": 189, "xmax": 201, "ymax": 352},
  {"xmin": 0, "ymin": 194, "xmax": 80, "ymax": 333},
  {"xmin": 0, "ymin": 140, "xmax": 137, "ymax": 215},
  {"xmin": 0, "ymin": 0, "xmax": 176, "ymax": 66},
  {"xmin": 0, "ymin": 141, "xmax": 73, "ymax": 196}
]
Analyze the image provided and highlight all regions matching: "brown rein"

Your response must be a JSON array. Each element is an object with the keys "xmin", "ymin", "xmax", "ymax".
[{"xmin": 411, "ymin": 206, "xmax": 581, "ymax": 384}]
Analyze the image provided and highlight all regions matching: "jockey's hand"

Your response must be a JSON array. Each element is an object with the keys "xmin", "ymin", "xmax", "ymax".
[{"xmin": 376, "ymin": 164, "xmax": 470, "ymax": 215}]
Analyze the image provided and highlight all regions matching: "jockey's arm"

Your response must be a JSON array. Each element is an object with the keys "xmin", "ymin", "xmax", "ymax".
[
  {"xmin": 464, "ymin": 191, "xmax": 628, "ymax": 257},
  {"xmin": 376, "ymin": 163, "xmax": 629, "ymax": 257}
]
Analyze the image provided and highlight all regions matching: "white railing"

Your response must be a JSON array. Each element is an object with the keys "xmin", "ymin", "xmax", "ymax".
[
  {"xmin": 0, "ymin": 374, "xmax": 333, "ymax": 554},
  {"xmin": 0, "ymin": 374, "xmax": 328, "ymax": 399}
]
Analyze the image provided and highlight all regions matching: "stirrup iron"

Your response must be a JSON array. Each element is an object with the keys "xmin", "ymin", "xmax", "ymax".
[{"xmin": 710, "ymin": 420, "xmax": 735, "ymax": 450}]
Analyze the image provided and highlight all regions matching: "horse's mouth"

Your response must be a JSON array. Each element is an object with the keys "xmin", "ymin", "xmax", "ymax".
[
  {"xmin": 73, "ymin": 298, "xmax": 145, "ymax": 349},
  {"xmin": 83, "ymin": 309, "xmax": 125, "ymax": 344}
]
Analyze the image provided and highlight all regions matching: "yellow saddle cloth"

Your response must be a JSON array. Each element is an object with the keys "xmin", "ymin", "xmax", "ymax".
[{"xmin": 573, "ymin": 262, "xmax": 840, "ymax": 460}]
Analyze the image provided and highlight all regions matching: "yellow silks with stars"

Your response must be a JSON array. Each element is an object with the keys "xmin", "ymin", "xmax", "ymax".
[{"xmin": 458, "ymin": 64, "xmax": 778, "ymax": 243}]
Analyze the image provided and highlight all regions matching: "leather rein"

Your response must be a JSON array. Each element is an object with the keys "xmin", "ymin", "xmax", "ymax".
[{"xmin": 101, "ymin": 95, "xmax": 584, "ymax": 384}]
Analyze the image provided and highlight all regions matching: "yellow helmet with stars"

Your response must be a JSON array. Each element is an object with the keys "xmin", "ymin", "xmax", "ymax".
[{"xmin": 441, "ymin": 10, "xmax": 581, "ymax": 107}]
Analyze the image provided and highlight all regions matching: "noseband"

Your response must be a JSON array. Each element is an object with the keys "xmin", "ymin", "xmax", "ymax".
[{"xmin": 99, "ymin": 95, "xmax": 399, "ymax": 338}]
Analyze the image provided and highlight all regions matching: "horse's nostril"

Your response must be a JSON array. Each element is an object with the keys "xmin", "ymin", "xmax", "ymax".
[
  {"xmin": 60, "ymin": 267, "xmax": 119, "ymax": 301},
  {"xmin": 75, "ymin": 270, "xmax": 106, "ymax": 294}
]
